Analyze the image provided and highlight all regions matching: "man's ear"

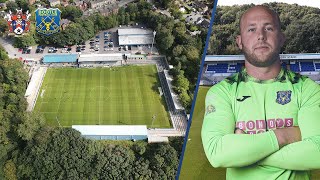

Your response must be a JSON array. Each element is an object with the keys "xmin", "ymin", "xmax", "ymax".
[{"xmin": 236, "ymin": 35, "xmax": 243, "ymax": 50}]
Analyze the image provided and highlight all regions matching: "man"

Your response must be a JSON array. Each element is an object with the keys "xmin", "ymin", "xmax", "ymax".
[{"xmin": 201, "ymin": 5, "xmax": 320, "ymax": 180}]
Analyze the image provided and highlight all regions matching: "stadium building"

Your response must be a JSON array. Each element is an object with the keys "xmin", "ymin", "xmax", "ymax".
[
  {"xmin": 118, "ymin": 28, "xmax": 155, "ymax": 47},
  {"xmin": 72, "ymin": 125, "xmax": 148, "ymax": 140},
  {"xmin": 201, "ymin": 53, "xmax": 320, "ymax": 85},
  {"xmin": 78, "ymin": 53, "xmax": 123, "ymax": 67},
  {"xmin": 42, "ymin": 54, "xmax": 78, "ymax": 66}
]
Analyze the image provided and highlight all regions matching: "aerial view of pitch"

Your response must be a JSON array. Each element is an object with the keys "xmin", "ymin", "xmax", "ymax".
[{"xmin": 34, "ymin": 65, "xmax": 171, "ymax": 128}]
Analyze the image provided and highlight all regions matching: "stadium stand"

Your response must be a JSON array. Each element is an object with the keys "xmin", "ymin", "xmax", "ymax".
[
  {"xmin": 42, "ymin": 54, "xmax": 78, "ymax": 64},
  {"xmin": 72, "ymin": 125, "xmax": 148, "ymax": 140},
  {"xmin": 202, "ymin": 54, "xmax": 320, "ymax": 86}
]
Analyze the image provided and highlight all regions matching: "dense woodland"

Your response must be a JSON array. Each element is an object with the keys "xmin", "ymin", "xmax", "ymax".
[{"xmin": 208, "ymin": 3, "xmax": 320, "ymax": 55}]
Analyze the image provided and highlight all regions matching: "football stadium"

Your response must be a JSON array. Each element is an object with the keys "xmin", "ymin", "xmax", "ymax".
[
  {"xmin": 180, "ymin": 53, "xmax": 320, "ymax": 179},
  {"xmin": 25, "ymin": 53, "xmax": 188, "ymax": 141}
]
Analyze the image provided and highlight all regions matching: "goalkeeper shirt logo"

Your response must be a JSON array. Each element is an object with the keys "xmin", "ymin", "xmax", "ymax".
[
  {"xmin": 276, "ymin": 90, "xmax": 292, "ymax": 105},
  {"xmin": 206, "ymin": 105, "xmax": 216, "ymax": 115},
  {"xmin": 236, "ymin": 118, "xmax": 293, "ymax": 134}
]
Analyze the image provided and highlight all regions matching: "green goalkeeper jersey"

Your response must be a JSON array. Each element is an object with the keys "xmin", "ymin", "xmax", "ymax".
[{"xmin": 201, "ymin": 68, "xmax": 320, "ymax": 180}]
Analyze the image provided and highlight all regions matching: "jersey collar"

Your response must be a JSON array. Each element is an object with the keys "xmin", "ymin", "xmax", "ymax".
[{"xmin": 241, "ymin": 68, "xmax": 286, "ymax": 84}]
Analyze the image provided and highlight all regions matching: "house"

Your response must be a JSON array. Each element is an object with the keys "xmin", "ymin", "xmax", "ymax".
[
  {"xmin": 49, "ymin": 0, "xmax": 60, "ymax": 7},
  {"xmin": 89, "ymin": 0, "xmax": 116, "ymax": 9}
]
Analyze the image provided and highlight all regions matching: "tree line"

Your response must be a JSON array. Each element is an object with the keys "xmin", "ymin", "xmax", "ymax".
[{"xmin": 207, "ymin": 2, "xmax": 320, "ymax": 55}]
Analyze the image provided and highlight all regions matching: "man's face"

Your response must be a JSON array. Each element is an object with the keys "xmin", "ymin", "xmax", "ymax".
[{"xmin": 236, "ymin": 7, "xmax": 285, "ymax": 67}]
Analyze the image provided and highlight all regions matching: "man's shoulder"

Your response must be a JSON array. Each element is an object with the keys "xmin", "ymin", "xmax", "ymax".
[
  {"xmin": 283, "ymin": 69, "xmax": 309, "ymax": 84},
  {"xmin": 224, "ymin": 72, "xmax": 242, "ymax": 85},
  {"xmin": 207, "ymin": 73, "xmax": 241, "ymax": 95}
]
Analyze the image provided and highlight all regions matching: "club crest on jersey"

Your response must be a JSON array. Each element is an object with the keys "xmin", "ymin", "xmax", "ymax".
[
  {"xmin": 206, "ymin": 105, "xmax": 216, "ymax": 115},
  {"xmin": 4, "ymin": 9, "xmax": 31, "ymax": 35},
  {"xmin": 35, "ymin": 8, "xmax": 61, "ymax": 35},
  {"xmin": 276, "ymin": 90, "xmax": 292, "ymax": 105}
]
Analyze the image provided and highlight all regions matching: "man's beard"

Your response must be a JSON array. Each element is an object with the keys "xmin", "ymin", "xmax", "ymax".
[{"xmin": 242, "ymin": 45, "xmax": 280, "ymax": 67}]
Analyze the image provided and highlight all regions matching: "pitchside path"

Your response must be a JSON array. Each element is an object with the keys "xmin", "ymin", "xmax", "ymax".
[{"xmin": 147, "ymin": 55, "xmax": 188, "ymax": 141}]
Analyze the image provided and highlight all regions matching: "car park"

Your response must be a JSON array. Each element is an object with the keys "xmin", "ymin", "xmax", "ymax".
[
  {"xmin": 22, "ymin": 48, "xmax": 27, "ymax": 54},
  {"xmin": 48, "ymin": 47, "xmax": 57, "ymax": 53},
  {"xmin": 36, "ymin": 49, "xmax": 43, "ymax": 53}
]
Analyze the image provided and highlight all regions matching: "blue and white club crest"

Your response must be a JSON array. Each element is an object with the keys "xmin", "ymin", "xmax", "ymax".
[
  {"xmin": 276, "ymin": 90, "xmax": 292, "ymax": 105},
  {"xmin": 35, "ymin": 8, "xmax": 61, "ymax": 35}
]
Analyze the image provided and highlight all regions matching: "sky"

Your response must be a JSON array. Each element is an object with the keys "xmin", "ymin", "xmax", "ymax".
[{"xmin": 217, "ymin": 0, "xmax": 320, "ymax": 9}]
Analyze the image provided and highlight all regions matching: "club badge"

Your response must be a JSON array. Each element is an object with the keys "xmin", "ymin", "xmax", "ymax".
[
  {"xmin": 35, "ymin": 8, "xmax": 61, "ymax": 35},
  {"xmin": 276, "ymin": 90, "xmax": 292, "ymax": 105},
  {"xmin": 205, "ymin": 104, "xmax": 216, "ymax": 115},
  {"xmin": 4, "ymin": 9, "xmax": 31, "ymax": 35}
]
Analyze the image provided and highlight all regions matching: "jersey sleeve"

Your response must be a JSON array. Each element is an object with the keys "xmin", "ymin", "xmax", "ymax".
[
  {"xmin": 201, "ymin": 82, "xmax": 280, "ymax": 168},
  {"xmin": 259, "ymin": 79, "xmax": 320, "ymax": 170}
]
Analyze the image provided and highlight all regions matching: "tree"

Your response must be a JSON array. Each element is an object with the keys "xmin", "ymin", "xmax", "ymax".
[
  {"xmin": 284, "ymin": 13, "xmax": 320, "ymax": 53},
  {"xmin": 131, "ymin": 140, "xmax": 147, "ymax": 155},
  {"xmin": 15, "ymin": 0, "xmax": 29, "ymax": 11},
  {"xmin": 95, "ymin": 145, "xmax": 135, "ymax": 179},
  {"xmin": 133, "ymin": 158, "xmax": 152, "ymax": 179},
  {"xmin": 125, "ymin": 13, "xmax": 130, "ymax": 25},
  {"xmin": 4, "ymin": 159, "xmax": 17, "ymax": 180},
  {"xmin": 0, "ymin": 18, "xmax": 9, "ymax": 34},
  {"xmin": 60, "ymin": 5, "xmax": 83, "ymax": 21},
  {"xmin": 183, "ymin": 45, "xmax": 200, "ymax": 61},
  {"xmin": 17, "ymin": 128, "xmax": 96, "ymax": 179},
  {"xmin": 147, "ymin": 143, "xmax": 179, "ymax": 179},
  {"xmin": 17, "ymin": 111, "xmax": 45, "ymax": 141},
  {"xmin": 172, "ymin": 45, "xmax": 184, "ymax": 57},
  {"xmin": 13, "ymin": 35, "xmax": 36, "ymax": 48},
  {"xmin": 179, "ymin": 90, "xmax": 191, "ymax": 108},
  {"xmin": 173, "ymin": 73, "xmax": 189, "ymax": 93},
  {"xmin": 5, "ymin": 1, "xmax": 18, "ymax": 12},
  {"xmin": 156, "ymin": 27, "xmax": 174, "ymax": 52}
]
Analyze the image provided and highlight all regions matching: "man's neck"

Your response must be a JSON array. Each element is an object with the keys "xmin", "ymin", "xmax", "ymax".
[{"xmin": 245, "ymin": 61, "xmax": 281, "ymax": 80}]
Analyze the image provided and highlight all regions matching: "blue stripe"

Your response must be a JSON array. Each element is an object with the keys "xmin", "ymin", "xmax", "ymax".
[{"xmin": 175, "ymin": 0, "xmax": 219, "ymax": 179}]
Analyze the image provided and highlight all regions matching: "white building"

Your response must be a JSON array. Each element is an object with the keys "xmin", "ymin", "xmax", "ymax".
[{"xmin": 118, "ymin": 28, "xmax": 155, "ymax": 46}]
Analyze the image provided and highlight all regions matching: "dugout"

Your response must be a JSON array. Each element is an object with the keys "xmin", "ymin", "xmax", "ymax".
[
  {"xmin": 72, "ymin": 125, "xmax": 148, "ymax": 140},
  {"xmin": 42, "ymin": 54, "xmax": 78, "ymax": 66},
  {"xmin": 78, "ymin": 54, "xmax": 123, "ymax": 67}
]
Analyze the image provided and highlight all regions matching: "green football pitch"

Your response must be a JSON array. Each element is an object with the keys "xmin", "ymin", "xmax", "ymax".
[
  {"xmin": 179, "ymin": 86, "xmax": 320, "ymax": 180},
  {"xmin": 179, "ymin": 86, "xmax": 226, "ymax": 180},
  {"xmin": 34, "ymin": 65, "xmax": 171, "ymax": 128}
]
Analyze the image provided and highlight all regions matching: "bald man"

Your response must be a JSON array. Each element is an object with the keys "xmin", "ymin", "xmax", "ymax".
[{"xmin": 202, "ymin": 5, "xmax": 320, "ymax": 180}]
